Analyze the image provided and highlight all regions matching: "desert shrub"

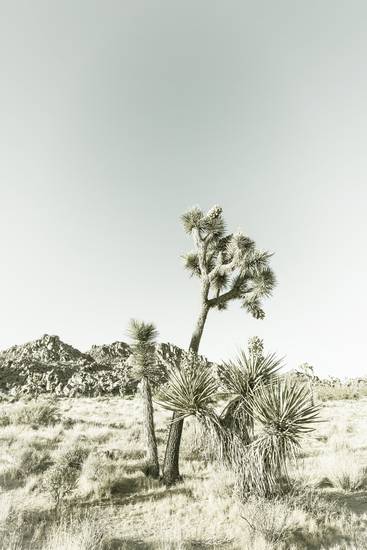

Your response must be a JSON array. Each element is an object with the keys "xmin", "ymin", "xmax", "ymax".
[
  {"xmin": 62, "ymin": 416, "xmax": 76, "ymax": 429},
  {"xmin": 19, "ymin": 447, "xmax": 51, "ymax": 475},
  {"xmin": 0, "ymin": 444, "xmax": 51, "ymax": 490},
  {"xmin": 61, "ymin": 444, "xmax": 90, "ymax": 469},
  {"xmin": 0, "ymin": 506, "xmax": 52, "ymax": 549},
  {"xmin": 242, "ymin": 496, "xmax": 297, "ymax": 546},
  {"xmin": 0, "ymin": 413, "xmax": 10, "ymax": 427},
  {"xmin": 287, "ymin": 484, "xmax": 340, "ymax": 520},
  {"xmin": 309, "ymin": 450, "xmax": 367, "ymax": 492},
  {"xmin": 79, "ymin": 452, "xmax": 138, "ymax": 499},
  {"xmin": 44, "ymin": 444, "xmax": 89, "ymax": 506},
  {"xmin": 0, "ymin": 464, "xmax": 22, "ymax": 490},
  {"xmin": 44, "ymin": 461, "xmax": 79, "ymax": 506},
  {"xmin": 0, "ymin": 505, "xmax": 105, "ymax": 550},
  {"xmin": 40, "ymin": 512, "xmax": 106, "ymax": 550},
  {"xmin": 10, "ymin": 400, "xmax": 60, "ymax": 426},
  {"xmin": 316, "ymin": 384, "xmax": 360, "ymax": 402},
  {"xmin": 334, "ymin": 467, "xmax": 367, "ymax": 491},
  {"xmin": 127, "ymin": 424, "xmax": 142, "ymax": 443}
]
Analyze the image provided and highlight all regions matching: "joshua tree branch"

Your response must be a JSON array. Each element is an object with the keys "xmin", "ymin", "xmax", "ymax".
[
  {"xmin": 208, "ymin": 252, "xmax": 241, "ymax": 282},
  {"xmin": 193, "ymin": 229, "xmax": 209, "ymax": 276},
  {"xmin": 207, "ymin": 287, "xmax": 240, "ymax": 308}
]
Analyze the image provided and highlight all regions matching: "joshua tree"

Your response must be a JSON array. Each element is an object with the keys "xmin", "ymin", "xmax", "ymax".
[
  {"xmin": 162, "ymin": 205, "xmax": 276, "ymax": 485},
  {"xmin": 127, "ymin": 319, "xmax": 160, "ymax": 478}
]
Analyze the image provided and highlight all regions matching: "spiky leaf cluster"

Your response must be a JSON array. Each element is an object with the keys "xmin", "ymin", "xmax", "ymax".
[
  {"xmin": 127, "ymin": 319, "xmax": 159, "ymax": 383},
  {"xmin": 158, "ymin": 344, "xmax": 319, "ymax": 498},
  {"xmin": 218, "ymin": 350, "xmax": 281, "ymax": 398},
  {"xmin": 218, "ymin": 350, "xmax": 282, "ymax": 442},
  {"xmin": 180, "ymin": 205, "xmax": 276, "ymax": 319},
  {"xmin": 239, "ymin": 380, "xmax": 321, "ymax": 496},
  {"xmin": 157, "ymin": 363, "xmax": 218, "ymax": 421},
  {"xmin": 251, "ymin": 380, "xmax": 320, "ymax": 438}
]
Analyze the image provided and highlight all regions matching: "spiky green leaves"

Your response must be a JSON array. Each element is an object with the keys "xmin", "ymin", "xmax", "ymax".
[
  {"xmin": 240, "ymin": 380, "xmax": 321, "ymax": 496},
  {"xmin": 182, "ymin": 252, "xmax": 201, "ymax": 277},
  {"xmin": 226, "ymin": 232, "xmax": 255, "ymax": 260},
  {"xmin": 218, "ymin": 347, "xmax": 283, "ymax": 445},
  {"xmin": 180, "ymin": 206, "xmax": 276, "ymax": 317},
  {"xmin": 127, "ymin": 319, "xmax": 159, "ymax": 382},
  {"xmin": 243, "ymin": 250, "xmax": 273, "ymax": 275},
  {"xmin": 241, "ymin": 297, "xmax": 265, "ymax": 319},
  {"xmin": 181, "ymin": 205, "xmax": 225, "ymax": 240},
  {"xmin": 219, "ymin": 350, "xmax": 282, "ymax": 400},
  {"xmin": 251, "ymin": 380, "xmax": 320, "ymax": 438},
  {"xmin": 157, "ymin": 341, "xmax": 320, "ymax": 497},
  {"xmin": 212, "ymin": 271, "xmax": 230, "ymax": 292},
  {"xmin": 127, "ymin": 319, "xmax": 158, "ymax": 345},
  {"xmin": 158, "ymin": 364, "xmax": 218, "ymax": 421},
  {"xmin": 181, "ymin": 207, "xmax": 204, "ymax": 234}
]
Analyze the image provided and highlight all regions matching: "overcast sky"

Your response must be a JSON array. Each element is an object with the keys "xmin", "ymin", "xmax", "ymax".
[{"xmin": 1, "ymin": 1, "xmax": 366, "ymax": 376}]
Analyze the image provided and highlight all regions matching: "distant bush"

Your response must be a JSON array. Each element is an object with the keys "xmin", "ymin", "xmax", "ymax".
[
  {"xmin": 316, "ymin": 384, "xmax": 362, "ymax": 402},
  {"xmin": 44, "ymin": 462, "xmax": 79, "ymax": 507},
  {"xmin": 40, "ymin": 511, "xmax": 106, "ymax": 550},
  {"xmin": 242, "ymin": 496, "xmax": 296, "ymax": 546},
  {"xmin": 9, "ymin": 400, "xmax": 60, "ymax": 426},
  {"xmin": 0, "ymin": 445, "xmax": 52, "ymax": 491},
  {"xmin": 285, "ymin": 371, "xmax": 367, "ymax": 402},
  {"xmin": 79, "ymin": 452, "xmax": 138, "ymax": 499},
  {"xmin": 0, "ymin": 505, "xmax": 105, "ymax": 550},
  {"xmin": 0, "ymin": 413, "xmax": 10, "ymax": 427},
  {"xmin": 43, "ymin": 444, "xmax": 89, "ymax": 507},
  {"xmin": 19, "ymin": 447, "xmax": 51, "ymax": 476}
]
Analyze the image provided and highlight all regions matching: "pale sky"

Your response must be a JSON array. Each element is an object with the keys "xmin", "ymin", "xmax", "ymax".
[{"xmin": 1, "ymin": 1, "xmax": 367, "ymax": 377}]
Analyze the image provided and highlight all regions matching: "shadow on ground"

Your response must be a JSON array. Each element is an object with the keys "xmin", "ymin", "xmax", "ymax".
[
  {"xmin": 103, "ymin": 538, "xmax": 232, "ymax": 549},
  {"xmin": 324, "ymin": 490, "xmax": 367, "ymax": 515},
  {"xmin": 91, "ymin": 484, "xmax": 193, "ymax": 508}
]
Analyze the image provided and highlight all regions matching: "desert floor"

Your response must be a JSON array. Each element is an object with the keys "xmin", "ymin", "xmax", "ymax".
[{"xmin": 1, "ymin": 396, "xmax": 367, "ymax": 549}]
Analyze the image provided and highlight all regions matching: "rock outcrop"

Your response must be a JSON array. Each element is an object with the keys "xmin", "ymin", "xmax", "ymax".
[
  {"xmin": 0, "ymin": 335, "xmax": 212, "ymax": 398},
  {"xmin": 0, "ymin": 334, "xmax": 93, "ymax": 367}
]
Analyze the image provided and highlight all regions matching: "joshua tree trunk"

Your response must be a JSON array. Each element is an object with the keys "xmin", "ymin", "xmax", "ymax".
[
  {"xmin": 162, "ymin": 302, "xmax": 209, "ymax": 485},
  {"xmin": 141, "ymin": 376, "xmax": 160, "ymax": 478},
  {"xmin": 188, "ymin": 301, "xmax": 209, "ymax": 354}
]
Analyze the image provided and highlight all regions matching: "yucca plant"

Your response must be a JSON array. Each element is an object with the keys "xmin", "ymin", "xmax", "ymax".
[
  {"xmin": 158, "ymin": 353, "xmax": 223, "ymax": 477},
  {"xmin": 219, "ymin": 345, "xmax": 282, "ymax": 443},
  {"xmin": 242, "ymin": 380, "xmax": 321, "ymax": 497},
  {"xmin": 158, "ymin": 365, "xmax": 218, "ymax": 422},
  {"xmin": 159, "ymin": 344, "xmax": 320, "ymax": 498},
  {"xmin": 127, "ymin": 319, "xmax": 160, "ymax": 478}
]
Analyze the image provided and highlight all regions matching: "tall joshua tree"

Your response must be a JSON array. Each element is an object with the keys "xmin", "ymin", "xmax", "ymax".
[
  {"xmin": 127, "ymin": 319, "xmax": 160, "ymax": 478},
  {"xmin": 162, "ymin": 205, "xmax": 276, "ymax": 485}
]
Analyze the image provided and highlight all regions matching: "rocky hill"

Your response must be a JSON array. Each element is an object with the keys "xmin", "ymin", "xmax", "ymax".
[
  {"xmin": 86, "ymin": 341, "xmax": 130, "ymax": 365},
  {"xmin": 0, "ymin": 335, "xmax": 211, "ymax": 399},
  {"xmin": 0, "ymin": 334, "xmax": 93, "ymax": 366}
]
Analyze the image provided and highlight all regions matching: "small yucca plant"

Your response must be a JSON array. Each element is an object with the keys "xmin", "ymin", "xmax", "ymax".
[
  {"xmin": 219, "ymin": 349, "xmax": 282, "ymax": 443},
  {"xmin": 158, "ymin": 359, "xmax": 218, "ymax": 422},
  {"xmin": 241, "ymin": 380, "xmax": 321, "ymax": 496}
]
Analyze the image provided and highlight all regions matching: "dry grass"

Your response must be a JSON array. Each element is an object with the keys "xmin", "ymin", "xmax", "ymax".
[{"xmin": 0, "ymin": 396, "xmax": 366, "ymax": 549}]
